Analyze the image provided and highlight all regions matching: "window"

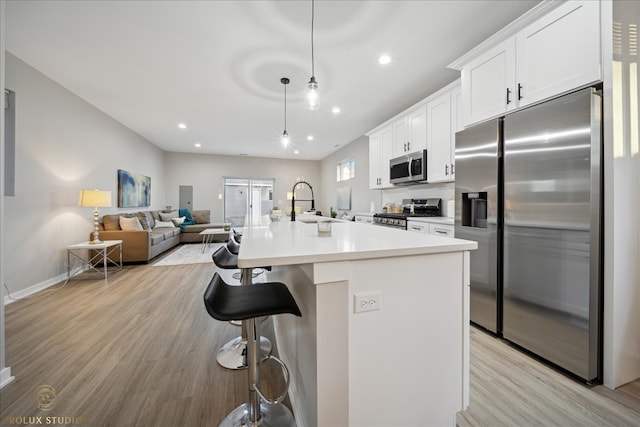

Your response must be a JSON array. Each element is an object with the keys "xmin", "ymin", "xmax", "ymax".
[{"xmin": 336, "ymin": 159, "xmax": 355, "ymax": 182}]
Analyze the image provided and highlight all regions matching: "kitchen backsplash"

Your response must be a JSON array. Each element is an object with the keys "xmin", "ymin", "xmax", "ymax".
[{"xmin": 381, "ymin": 182, "xmax": 454, "ymax": 217}]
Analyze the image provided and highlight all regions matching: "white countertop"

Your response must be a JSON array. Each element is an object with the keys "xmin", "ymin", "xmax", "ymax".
[
  {"xmin": 238, "ymin": 217, "xmax": 476, "ymax": 268},
  {"xmin": 406, "ymin": 216, "xmax": 454, "ymax": 225}
]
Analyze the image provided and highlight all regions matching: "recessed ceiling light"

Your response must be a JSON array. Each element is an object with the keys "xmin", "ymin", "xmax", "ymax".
[
  {"xmin": 178, "ymin": 123, "xmax": 187, "ymax": 129},
  {"xmin": 307, "ymin": 135, "xmax": 314, "ymax": 141},
  {"xmin": 194, "ymin": 143, "xmax": 201, "ymax": 148},
  {"xmin": 378, "ymin": 54, "xmax": 392, "ymax": 65},
  {"xmin": 294, "ymin": 150, "xmax": 300, "ymax": 154},
  {"xmin": 332, "ymin": 107, "xmax": 341, "ymax": 114}
]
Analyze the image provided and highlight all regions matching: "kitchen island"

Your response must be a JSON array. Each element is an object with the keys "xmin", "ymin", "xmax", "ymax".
[{"xmin": 238, "ymin": 218, "xmax": 477, "ymax": 427}]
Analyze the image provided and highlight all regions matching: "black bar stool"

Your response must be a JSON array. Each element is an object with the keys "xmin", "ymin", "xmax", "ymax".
[
  {"xmin": 204, "ymin": 273, "xmax": 300, "ymax": 426},
  {"xmin": 212, "ymin": 245, "xmax": 272, "ymax": 370}
]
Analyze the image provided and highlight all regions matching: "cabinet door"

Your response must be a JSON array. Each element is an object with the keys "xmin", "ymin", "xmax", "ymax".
[
  {"xmin": 368, "ymin": 133, "xmax": 381, "ymax": 189},
  {"xmin": 461, "ymin": 38, "xmax": 516, "ymax": 127},
  {"xmin": 427, "ymin": 92, "xmax": 453, "ymax": 183},
  {"xmin": 392, "ymin": 117, "xmax": 408, "ymax": 156},
  {"xmin": 408, "ymin": 105, "xmax": 427, "ymax": 152},
  {"xmin": 379, "ymin": 125, "xmax": 393, "ymax": 188},
  {"xmin": 516, "ymin": 0, "xmax": 600, "ymax": 107},
  {"xmin": 450, "ymin": 84, "xmax": 462, "ymax": 180}
]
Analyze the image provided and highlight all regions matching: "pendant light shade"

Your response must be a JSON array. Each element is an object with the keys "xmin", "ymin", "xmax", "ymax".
[
  {"xmin": 306, "ymin": 0, "xmax": 319, "ymax": 110},
  {"xmin": 280, "ymin": 77, "xmax": 290, "ymax": 148}
]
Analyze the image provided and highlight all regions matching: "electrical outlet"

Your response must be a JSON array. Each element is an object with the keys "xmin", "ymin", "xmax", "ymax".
[{"xmin": 354, "ymin": 291, "xmax": 381, "ymax": 313}]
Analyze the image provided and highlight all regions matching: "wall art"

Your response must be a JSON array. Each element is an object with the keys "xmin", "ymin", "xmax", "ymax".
[{"xmin": 118, "ymin": 169, "xmax": 150, "ymax": 208}]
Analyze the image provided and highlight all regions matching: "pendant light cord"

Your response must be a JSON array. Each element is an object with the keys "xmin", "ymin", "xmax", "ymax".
[
  {"xmin": 310, "ymin": 0, "xmax": 315, "ymax": 78},
  {"xmin": 284, "ymin": 81, "xmax": 287, "ymax": 130}
]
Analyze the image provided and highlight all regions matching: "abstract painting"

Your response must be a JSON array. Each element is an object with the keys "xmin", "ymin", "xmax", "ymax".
[{"xmin": 118, "ymin": 169, "xmax": 151, "ymax": 208}]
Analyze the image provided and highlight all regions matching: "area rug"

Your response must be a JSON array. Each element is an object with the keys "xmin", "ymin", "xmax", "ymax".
[{"xmin": 152, "ymin": 243, "xmax": 223, "ymax": 266}]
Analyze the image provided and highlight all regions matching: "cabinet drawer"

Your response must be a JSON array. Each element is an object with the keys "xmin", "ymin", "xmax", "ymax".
[
  {"xmin": 407, "ymin": 221, "xmax": 429, "ymax": 233},
  {"xmin": 429, "ymin": 224, "xmax": 454, "ymax": 237}
]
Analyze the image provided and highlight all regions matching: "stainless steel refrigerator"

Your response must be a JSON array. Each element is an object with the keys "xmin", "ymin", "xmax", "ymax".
[{"xmin": 455, "ymin": 87, "xmax": 602, "ymax": 382}]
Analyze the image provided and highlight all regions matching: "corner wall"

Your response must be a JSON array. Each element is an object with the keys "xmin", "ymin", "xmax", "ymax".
[
  {"xmin": 3, "ymin": 53, "xmax": 166, "ymax": 297},
  {"xmin": 1, "ymin": 0, "xmax": 15, "ymax": 389},
  {"xmin": 602, "ymin": 0, "xmax": 640, "ymax": 389},
  {"xmin": 318, "ymin": 135, "xmax": 382, "ymax": 215}
]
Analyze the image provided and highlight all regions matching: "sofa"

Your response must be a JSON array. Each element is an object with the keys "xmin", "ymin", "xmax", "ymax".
[{"xmin": 92, "ymin": 209, "xmax": 227, "ymax": 263}]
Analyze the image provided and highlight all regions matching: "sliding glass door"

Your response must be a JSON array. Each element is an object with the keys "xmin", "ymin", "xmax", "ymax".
[{"xmin": 223, "ymin": 178, "xmax": 274, "ymax": 227}]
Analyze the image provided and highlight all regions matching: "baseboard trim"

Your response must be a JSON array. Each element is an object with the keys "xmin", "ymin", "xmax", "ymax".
[
  {"xmin": 3, "ymin": 269, "xmax": 78, "ymax": 305},
  {"xmin": 0, "ymin": 366, "xmax": 15, "ymax": 389}
]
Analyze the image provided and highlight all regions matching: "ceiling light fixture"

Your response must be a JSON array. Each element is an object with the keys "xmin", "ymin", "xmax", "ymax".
[
  {"xmin": 178, "ymin": 123, "xmax": 186, "ymax": 129},
  {"xmin": 307, "ymin": 135, "xmax": 314, "ymax": 141},
  {"xmin": 305, "ymin": 0, "xmax": 319, "ymax": 110},
  {"xmin": 194, "ymin": 143, "xmax": 201, "ymax": 148},
  {"xmin": 332, "ymin": 107, "xmax": 341, "ymax": 114},
  {"xmin": 378, "ymin": 54, "xmax": 392, "ymax": 65},
  {"xmin": 280, "ymin": 77, "xmax": 291, "ymax": 148}
]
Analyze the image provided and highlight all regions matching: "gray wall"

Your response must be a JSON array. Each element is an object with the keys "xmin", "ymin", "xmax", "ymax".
[
  {"xmin": 163, "ymin": 152, "xmax": 321, "ymax": 221},
  {"xmin": 319, "ymin": 135, "xmax": 382, "ymax": 215},
  {"xmin": 4, "ymin": 53, "xmax": 166, "ymax": 295}
]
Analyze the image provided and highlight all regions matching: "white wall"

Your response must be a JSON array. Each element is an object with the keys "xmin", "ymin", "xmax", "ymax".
[
  {"xmin": 1, "ymin": 0, "xmax": 14, "ymax": 389},
  {"xmin": 163, "ymin": 152, "xmax": 321, "ymax": 221},
  {"xmin": 602, "ymin": 0, "xmax": 640, "ymax": 389},
  {"xmin": 319, "ymin": 135, "xmax": 382, "ymax": 215},
  {"xmin": 3, "ymin": 53, "xmax": 166, "ymax": 297}
]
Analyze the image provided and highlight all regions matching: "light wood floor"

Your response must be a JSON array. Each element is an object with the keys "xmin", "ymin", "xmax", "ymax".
[{"xmin": 1, "ymin": 255, "xmax": 639, "ymax": 426}]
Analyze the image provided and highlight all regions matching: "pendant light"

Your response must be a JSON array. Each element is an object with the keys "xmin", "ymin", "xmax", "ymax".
[
  {"xmin": 280, "ymin": 77, "xmax": 290, "ymax": 148},
  {"xmin": 305, "ymin": 0, "xmax": 319, "ymax": 110}
]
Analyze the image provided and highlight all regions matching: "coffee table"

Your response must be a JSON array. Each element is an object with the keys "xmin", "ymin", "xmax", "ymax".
[{"xmin": 199, "ymin": 228, "xmax": 229, "ymax": 253}]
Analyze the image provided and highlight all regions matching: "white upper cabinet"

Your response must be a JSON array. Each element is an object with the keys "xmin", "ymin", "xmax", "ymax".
[
  {"xmin": 454, "ymin": 0, "xmax": 601, "ymax": 127},
  {"xmin": 461, "ymin": 38, "xmax": 516, "ymax": 127},
  {"xmin": 515, "ymin": 0, "xmax": 601, "ymax": 106},
  {"xmin": 368, "ymin": 125, "xmax": 393, "ymax": 189},
  {"xmin": 368, "ymin": 133, "xmax": 381, "ymax": 189},
  {"xmin": 427, "ymin": 92, "xmax": 453, "ymax": 183},
  {"xmin": 392, "ymin": 105, "xmax": 427, "ymax": 156}
]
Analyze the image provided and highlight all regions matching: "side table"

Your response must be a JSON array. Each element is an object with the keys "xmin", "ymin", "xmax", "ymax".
[{"xmin": 66, "ymin": 240, "xmax": 123, "ymax": 284}]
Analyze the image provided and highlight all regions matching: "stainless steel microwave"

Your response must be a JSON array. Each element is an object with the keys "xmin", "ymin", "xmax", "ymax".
[{"xmin": 390, "ymin": 150, "xmax": 428, "ymax": 184}]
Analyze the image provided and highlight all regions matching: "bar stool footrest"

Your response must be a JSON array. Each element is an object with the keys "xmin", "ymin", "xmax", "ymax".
[{"xmin": 216, "ymin": 336, "xmax": 272, "ymax": 370}]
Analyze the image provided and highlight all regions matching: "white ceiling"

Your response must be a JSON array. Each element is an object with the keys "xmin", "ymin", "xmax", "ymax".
[{"xmin": 6, "ymin": 0, "xmax": 539, "ymax": 160}]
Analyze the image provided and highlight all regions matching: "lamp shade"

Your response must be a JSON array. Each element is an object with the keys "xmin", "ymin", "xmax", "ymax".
[{"xmin": 79, "ymin": 189, "xmax": 112, "ymax": 208}]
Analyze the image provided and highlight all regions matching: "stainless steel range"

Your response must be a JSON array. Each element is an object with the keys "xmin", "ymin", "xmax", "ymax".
[{"xmin": 373, "ymin": 198, "xmax": 441, "ymax": 230}]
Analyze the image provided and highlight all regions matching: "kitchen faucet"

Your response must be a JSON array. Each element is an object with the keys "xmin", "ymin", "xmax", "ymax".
[{"xmin": 290, "ymin": 181, "xmax": 314, "ymax": 221}]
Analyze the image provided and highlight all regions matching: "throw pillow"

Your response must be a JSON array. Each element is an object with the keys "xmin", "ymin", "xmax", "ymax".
[
  {"xmin": 102, "ymin": 215, "xmax": 120, "ymax": 231},
  {"xmin": 154, "ymin": 220, "xmax": 175, "ymax": 229},
  {"xmin": 159, "ymin": 210, "xmax": 178, "ymax": 221},
  {"xmin": 191, "ymin": 210, "xmax": 210, "ymax": 224},
  {"xmin": 119, "ymin": 216, "xmax": 144, "ymax": 231},
  {"xmin": 171, "ymin": 216, "xmax": 186, "ymax": 226}
]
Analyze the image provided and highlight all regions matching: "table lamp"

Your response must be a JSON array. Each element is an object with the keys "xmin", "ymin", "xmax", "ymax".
[{"xmin": 79, "ymin": 189, "xmax": 112, "ymax": 244}]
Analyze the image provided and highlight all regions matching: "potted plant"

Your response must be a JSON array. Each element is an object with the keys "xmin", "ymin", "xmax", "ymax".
[{"xmin": 330, "ymin": 207, "xmax": 337, "ymax": 218}]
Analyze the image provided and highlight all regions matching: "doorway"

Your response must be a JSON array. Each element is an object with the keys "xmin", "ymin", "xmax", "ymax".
[{"xmin": 223, "ymin": 178, "xmax": 274, "ymax": 227}]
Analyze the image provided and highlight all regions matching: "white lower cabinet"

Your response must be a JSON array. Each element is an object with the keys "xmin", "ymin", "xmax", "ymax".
[
  {"xmin": 429, "ymin": 223, "xmax": 454, "ymax": 237},
  {"xmin": 407, "ymin": 221, "xmax": 429, "ymax": 233},
  {"xmin": 407, "ymin": 220, "xmax": 454, "ymax": 237}
]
